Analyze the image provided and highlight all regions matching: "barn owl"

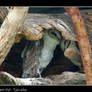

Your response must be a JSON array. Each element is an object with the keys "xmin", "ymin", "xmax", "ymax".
[
  {"xmin": 21, "ymin": 30, "xmax": 61, "ymax": 78},
  {"xmin": 37, "ymin": 30, "xmax": 61, "ymax": 76}
]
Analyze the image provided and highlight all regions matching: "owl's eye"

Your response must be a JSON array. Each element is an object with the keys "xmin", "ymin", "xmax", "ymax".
[
  {"xmin": 50, "ymin": 31, "xmax": 57, "ymax": 37},
  {"xmin": 48, "ymin": 30, "xmax": 61, "ymax": 40},
  {"xmin": 49, "ymin": 31, "xmax": 58, "ymax": 39}
]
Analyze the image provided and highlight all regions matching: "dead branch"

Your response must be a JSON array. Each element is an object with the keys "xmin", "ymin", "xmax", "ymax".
[
  {"xmin": 64, "ymin": 7, "xmax": 92, "ymax": 85},
  {"xmin": 0, "ymin": 7, "xmax": 29, "ymax": 65},
  {"xmin": 16, "ymin": 10, "xmax": 92, "ymax": 43},
  {"xmin": 0, "ymin": 72, "xmax": 86, "ymax": 85},
  {"xmin": 0, "ymin": 72, "xmax": 54, "ymax": 85},
  {"xmin": 46, "ymin": 72, "xmax": 86, "ymax": 85},
  {"xmin": 15, "ymin": 25, "xmax": 43, "ymax": 43}
]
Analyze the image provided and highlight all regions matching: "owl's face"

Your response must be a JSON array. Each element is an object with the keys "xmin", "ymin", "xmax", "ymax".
[
  {"xmin": 22, "ymin": 30, "xmax": 62, "ymax": 78},
  {"xmin": 38, "ymin": 30, "xmax": 62, "ymax": 74}
]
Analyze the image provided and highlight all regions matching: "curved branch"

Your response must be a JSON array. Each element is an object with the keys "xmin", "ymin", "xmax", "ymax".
[{"xmin": 0, "ymin": 7, "xmax": 29, "ymax": 65}]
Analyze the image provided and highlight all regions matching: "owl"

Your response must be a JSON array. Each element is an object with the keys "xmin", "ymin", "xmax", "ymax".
[{"xmin": 21, "ymin": 30, "xmax": 61, "ymax": 78}]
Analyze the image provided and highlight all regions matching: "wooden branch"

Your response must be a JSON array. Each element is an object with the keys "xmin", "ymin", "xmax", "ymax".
[
  {"xmin": 15, "ymin": 10, "xmax": 92, "ymax": 43},
  {"xmin": 0, "ymin": 72, "xmax": 86, "ymax": 85},
  {"xmin": 15, "ymin": 25, "xmax": 43, "ymax": 43},
  {"xmin": 0, "ymin": 7, "xmax": 29, "ymax": 65},
  {"xmin": 0, "ymin": 72, "xmax": 54, "ymax": 85},
  {"xmin": 64, "ymin": 7, "xmax": 92, "ymax": 85},
  {"xmin": 0, "ymin": 7, "xmax": 43, "ymax": 43},
  {"xmin": 46, "ymin": 72, "xmax": 86, "ymax": 85}
]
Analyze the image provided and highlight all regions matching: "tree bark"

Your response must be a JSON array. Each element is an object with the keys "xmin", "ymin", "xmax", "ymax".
[
  {"xmin": 15, "ymin": 25, "xmax": 43, "ymax": 43},
  {"xmin": 0, "ymin": 72, "xmax": 86, "ymax": 85},
  {"xmin": 15, "ymin": 10, "xmax": 92, "ymax": 43},
  {"xmin": 0, "ymin": 7, "xmax": 29, "ymax": 65},
  {"xmin": 0, "ymin": 72, "xmax": 54, "ymax": 85},
  {"xmin": 64, "ymin": 7, "xmax": 92, "ymax": 85}
]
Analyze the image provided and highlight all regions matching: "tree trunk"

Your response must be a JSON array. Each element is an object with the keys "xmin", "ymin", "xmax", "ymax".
[
  {"xmin": 64, "ymin": 7, "xmax": 92, "ymax": 85},
  {"xmin": 0, "ymin": 7, "xmax": 29, "ymax": 65}
]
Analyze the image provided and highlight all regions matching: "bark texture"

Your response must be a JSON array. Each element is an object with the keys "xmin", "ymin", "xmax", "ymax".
[
  {"xmin": 65, "ymin": 7, "xmax": 92, "ymax": 85},
  {"xmin": 0, "ymin": 7, "xmax": 28, "ymax": 65},
  {"xmin": 18, "ymin": 10, "xmax": 92, "ymax": 44},
  {"xmin": 0, "ymin": 72, "xmax": 86, "ymax": 85}
]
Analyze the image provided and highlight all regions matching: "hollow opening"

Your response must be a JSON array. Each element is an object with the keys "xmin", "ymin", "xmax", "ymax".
[
  {"xmin": 0, "ymin": 40, "xmax": 80, "ymax": 78},
  {"xmin": 0, "ymin": 39, "xmax": 26, "ymax": 77}
]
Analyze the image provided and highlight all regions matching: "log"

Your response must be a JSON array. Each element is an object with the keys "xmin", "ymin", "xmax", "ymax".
[
  {"xmin": 0, "ymin": 72, "xmax": 86, "ymax": 85},
  {"xmin": 15, "ymin": 9, "xmax": 92, "ymax": 44},
  {"xmin": 0, "ymin": 72, "xmax": 54, "ymax": 85},
  {"xmin": 0, "ymin": 7, "xmax": 43, "ymax": 43},
  {"xmin": 15, "ymin": 25, "xmax": 43, "ymax": 43},
  {"xmin": 47, "ymin": 72, "xmax": 86, "ymax": 85},
  {"xmin": 0, "ymin": 7, "xmax": 29, "ymax": 65},
  {"xmin": 64, "ymin": 7, "xmax": 92, "ymax": 85},
  {"xmin": 1, "ymin": 8, "xmax": 91, "ymax": 44}
]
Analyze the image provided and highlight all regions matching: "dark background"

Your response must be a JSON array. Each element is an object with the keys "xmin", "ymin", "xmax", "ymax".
[{"xmin": 28, "ymin": 6, "xmax": 92, "ymax": 13}]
